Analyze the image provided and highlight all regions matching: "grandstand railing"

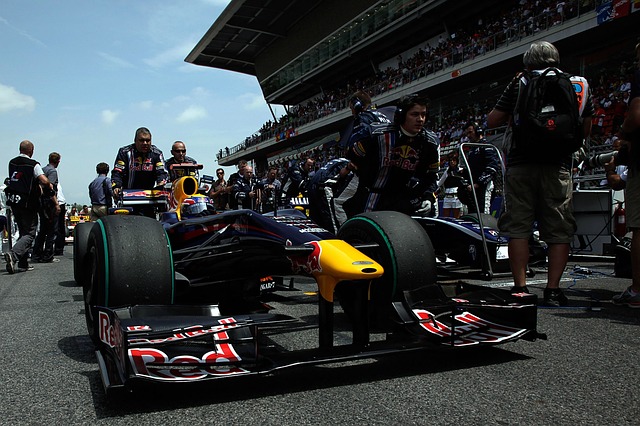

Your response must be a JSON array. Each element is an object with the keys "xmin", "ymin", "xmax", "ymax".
[{"xmin": 218, "ymin": 0, "xmax": 598, "ymax": 162}]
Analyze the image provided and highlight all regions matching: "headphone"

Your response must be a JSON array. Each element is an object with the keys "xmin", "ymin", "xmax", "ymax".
[
  {"xmin": 394, "ymin": 94, "xmax": 425, "ymax": 125},
  {"xmin": 350, "ymin": 97, "xmax": 364, "ymax": 114},
  {"xmin": 465, "ymin": 121, "xmax": 484, "ymax": 137}
]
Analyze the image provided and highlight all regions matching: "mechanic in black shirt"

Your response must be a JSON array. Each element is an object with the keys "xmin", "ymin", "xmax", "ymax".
[
  {"xmin": 111, "ymin": 127, "xmax": 168, "ymax": 198},
  {"xmin": 334, "ymin": 91, "xmax": 391, "ymax": 224},
  {"xmin": 226, "ymin": 159, "xmax": 247, "ymax": 210},
  {"xmin": 346, "ymin": 94, "xmax": 440, "ymax": 216},
  {"xmin": 232, "ymin": 164, "xmax": 258, "ymax": 210},
  {"xmin": 283, "ymin": 157, "xmax": 315, "ymax": 200},
  {"xmin": 460, "ymin": 122, "xmax": 500, "ymax": 215}
]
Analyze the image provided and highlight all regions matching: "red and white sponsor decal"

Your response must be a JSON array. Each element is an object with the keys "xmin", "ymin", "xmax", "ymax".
[
  {"xmin": 127, "ymin": 317, "xmax": 240, "ymax": 345},
  {"xmin": 289, "ymin": 241, "xmax": 322, "ymax": 274},
  {"xmin": 99, "ymin": 311, "xmax": 123, "ymax": 349},
  {"xmin": 413, "ymin": 309, "xmax": 526, "ymax": 346},
  {"xmin": 127, "ymin": 325, "xmax": 151, "ymax": 332},
  {"xmin": 128, "ymin": 344, "xmax": 247, "ymax": 380},
  {"xmin": 128, "ymin": 318, "xmax": 248, "ymax": 380}
]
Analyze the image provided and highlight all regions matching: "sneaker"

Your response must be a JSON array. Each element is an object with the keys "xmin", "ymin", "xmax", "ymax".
[
  {"xmin": 4, "ymin": 252, "xmax": 16, "ymax": 274},
  {"xmin": 612, "ymin": 287, "xmax": 640, "ymax": 309},
  {"xmin": 510, "ymin": 285, "xmax": 530, "ymax": 294},
  {"xmin": 17, "ymin": 265, "xmax": 35, "ymax": 272},
  {"xmin": 542, "ymin": 288, "xmax": 568, "ymax": 307}
]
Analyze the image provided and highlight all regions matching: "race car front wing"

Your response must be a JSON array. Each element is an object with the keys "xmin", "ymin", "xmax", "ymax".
[{"xmin": 93, "ymin": 282, "xmax": 542, "ymax": 393}]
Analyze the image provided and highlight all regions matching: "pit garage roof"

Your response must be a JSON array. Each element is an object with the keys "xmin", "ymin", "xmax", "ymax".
[{"xmin": 185, "ymin": 0, "xmax": 321, "ymax": 77}]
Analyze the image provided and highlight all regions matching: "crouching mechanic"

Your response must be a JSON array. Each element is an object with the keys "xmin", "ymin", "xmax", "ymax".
[
  {"xmin": 307, "ymin": 157, "xmax": 352, "ymax": 234},
  {"xmin": 346, "ymin": 94, "xmax": 440, "ymax": 217}
]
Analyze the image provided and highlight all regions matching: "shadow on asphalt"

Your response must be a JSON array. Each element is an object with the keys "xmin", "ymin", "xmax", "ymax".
[{"xmin": 76, "ymin": 345, "xmax": 530, "ymax": 417}]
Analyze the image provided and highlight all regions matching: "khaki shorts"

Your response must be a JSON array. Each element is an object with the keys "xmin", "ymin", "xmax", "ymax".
[
  {"xmin": 90, "ymin": 205, "xmax": 109, "ymax": 221},
  {"xmin": 626, "ymin": 167, "xmax": 640, "ymax": 230},
  {"xmin": 498, "ymin": 164, "xmax": 576, "ymax": 243}
]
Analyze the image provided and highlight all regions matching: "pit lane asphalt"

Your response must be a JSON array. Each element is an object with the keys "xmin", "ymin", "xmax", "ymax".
[{"xmin": 0, "ymin": 249, "xmax": 638, "ymax": 425}]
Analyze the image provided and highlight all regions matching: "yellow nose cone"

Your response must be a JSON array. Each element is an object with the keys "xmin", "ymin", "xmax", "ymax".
[{"xmin": 311, "ymin": 239, "xmax": 384, "ymax": 302}]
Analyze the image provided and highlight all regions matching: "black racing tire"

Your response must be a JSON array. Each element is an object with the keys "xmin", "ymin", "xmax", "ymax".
[
  {"xmin": 84, "ymin": 215, "xmax": 174, "ymax": 342},
  {"xmin": 337, "ymin": 211, "xmax": 437, "ymax": 325},
  {"xmin": 73, "ymin": 222, "xmax": 94, "ymax": 287}
]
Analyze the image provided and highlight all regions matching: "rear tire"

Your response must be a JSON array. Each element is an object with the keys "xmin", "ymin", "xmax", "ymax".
[
  {"xmin": 73, "ymin": 222, "xmax": 94, "ymax": 287},
  {"xmin": 337, "ymin": 211, "xmax": 437, "ymax": 325},
  {"xmin": 84, "ymin": 215, "xmax": 174, "ymax": 342}
]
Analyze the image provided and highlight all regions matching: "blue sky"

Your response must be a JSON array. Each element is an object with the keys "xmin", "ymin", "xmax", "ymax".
[{"xmin": 0, "ymin": 0, "xmax": 277, "ymax": 205}]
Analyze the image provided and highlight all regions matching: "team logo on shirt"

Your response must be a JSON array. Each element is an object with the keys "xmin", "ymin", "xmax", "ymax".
[{"xmin": 384, "ymin": 145, "xmax": 419, "ymax": 170}]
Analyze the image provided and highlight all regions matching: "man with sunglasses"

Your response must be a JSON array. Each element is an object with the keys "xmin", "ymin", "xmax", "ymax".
[
  {"xmin": 165, "ymin": 140, "xmax": 198, "ymax": 182},
  {"xmin": 209, "ymin": 168, "xmax": 229, "ymax": 210}
]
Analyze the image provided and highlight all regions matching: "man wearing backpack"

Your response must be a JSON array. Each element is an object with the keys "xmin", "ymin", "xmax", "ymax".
[
  {"xmin": 487, "ymin": 41, "xmax": 594, "ymax": 307},
  {"xmin": 4, "ymin": 140, "xmax": 57, "ymax": 274}
]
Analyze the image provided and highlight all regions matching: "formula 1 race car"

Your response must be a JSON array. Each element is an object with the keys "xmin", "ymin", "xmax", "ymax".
[
  {"xmin": 415, "ymin": 214, "xmax": 546, "ymax": 280},
  {"xmin": 73, "ymin": 171, "xmax": 542, "ymax": 395},
  {"xmin": 65, "ymin": 214, "xmax": 91, "ymax": 244}
]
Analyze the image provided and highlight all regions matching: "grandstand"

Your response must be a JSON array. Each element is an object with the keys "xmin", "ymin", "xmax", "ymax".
[{"xmin": 186, "ymin": 0, "xmax": 639, "ymax": 174}]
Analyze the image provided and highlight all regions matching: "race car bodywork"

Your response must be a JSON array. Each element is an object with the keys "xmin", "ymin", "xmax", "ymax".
[
  {"xmin": 65, "ymin": 214, "xmax": 91, "ymax": 244},
  {"xmin": 75, "ymin": 174, "xmax": 542, "ymax": 394},
  {"xmin": 415, "ymin": 214, "xmax": 546, "ymax": 280}
]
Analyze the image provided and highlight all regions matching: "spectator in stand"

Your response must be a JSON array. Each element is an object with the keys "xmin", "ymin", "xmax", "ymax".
[
  {"xmin": 4, "ymin": 140, "xmax": 57, "ymax": 274},
  {"xmin": 347, "ymin": 94, "xmax": 440, "ymax": 216},
  {"xmin": 33, "ymin": 152, "xmax": 61, "ymax": 264},
  {"xmin": 460, "ymin": 122, "xmax": 500, "ymax": 215},
  {"xmin": 165, "ymin": 140, "xmax": 197, "ymax": 182},
  {"xmin": 209, "ymin": 168, "xmax": 228, "ymax": 211},
  {"xmin": 487, "ymin": 40, "xmax": 594, "ymax": 306},
  {"xmin": 89, "ymin": 162, "xmax": 113, "ymax": 220}
]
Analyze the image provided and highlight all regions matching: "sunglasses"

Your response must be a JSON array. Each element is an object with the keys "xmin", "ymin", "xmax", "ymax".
[{"xmin": 173, "ymin": 149, "xmax": 186, "ymax": 153}]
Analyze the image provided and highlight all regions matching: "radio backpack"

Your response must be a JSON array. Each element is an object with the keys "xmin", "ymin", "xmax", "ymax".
[{"xmin": 513, "ymin": 68, "xmax": 583, "ymax": 157}]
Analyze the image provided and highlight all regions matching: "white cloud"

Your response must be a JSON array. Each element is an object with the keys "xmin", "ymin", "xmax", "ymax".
[
  {"xmin": 144, "ymin": 41, "xmax": 195, "ymax": 69},
  {"xmin": 176, "ymin": 106, "xmax": 207, "ymax": 123},
  {"xmin": 0, "ymin": 15, "xmax": 47, "ymax": 47},
  {"xmin": 238, "ymin": 92, "xmax": 267, "ymax": 110},
  {"xmin": 0, "ymin": 83, "xmax": 36, "ymax": 113},
  {"xmin": 136, "ymin": 100, "xmax": 153, "ymax": 110},
  {"xmin": 101, "ymin": 109, "xmax": 120, "ymax": 124},
  {"xmin": 98, "ymin": 51, "xmax": 134, "ymax": 69}
]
